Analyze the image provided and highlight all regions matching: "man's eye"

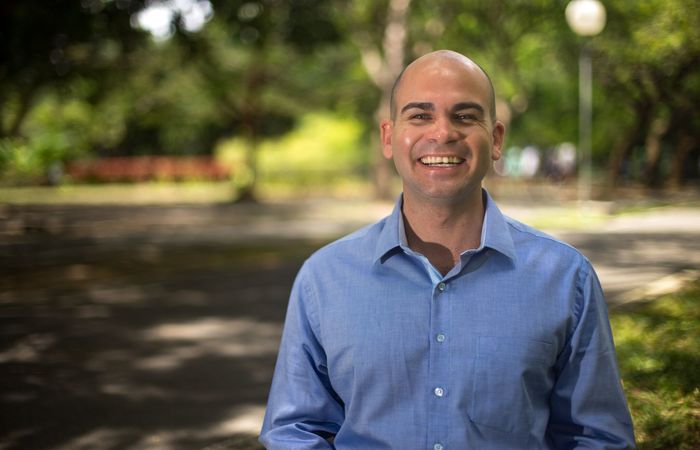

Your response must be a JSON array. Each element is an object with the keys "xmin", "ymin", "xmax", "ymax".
[
  {"xmin": 456, "ymin": 114, "xmax": 478, "ymax": 122},
  {"xmin": 410, "ymin": 113, "xmax": 431, "ymax": 120}
]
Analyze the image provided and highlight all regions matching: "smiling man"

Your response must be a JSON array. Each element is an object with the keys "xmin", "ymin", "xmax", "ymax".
[{"xmin": 260, "ymin": 50, "xmax": 635, "ymax": 449}]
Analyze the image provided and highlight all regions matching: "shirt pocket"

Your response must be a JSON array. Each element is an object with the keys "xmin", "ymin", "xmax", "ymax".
[{"xmin": 469, "ymin": 336, "xmax": 554, "ymax": 434}]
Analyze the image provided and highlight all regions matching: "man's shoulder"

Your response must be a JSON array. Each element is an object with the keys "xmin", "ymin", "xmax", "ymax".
[
  {"xmin": 503, "ymin": 215, "xmax": 589, "ymax": 265},
  {"xmin": 304, "ymin": 215, "xmax": 390, "ymax": 268}
]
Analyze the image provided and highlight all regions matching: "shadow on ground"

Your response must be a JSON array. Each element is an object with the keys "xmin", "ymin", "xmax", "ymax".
[{"xmin": 1, "ymin": 208, "xmax": 329, "ymax": 449}]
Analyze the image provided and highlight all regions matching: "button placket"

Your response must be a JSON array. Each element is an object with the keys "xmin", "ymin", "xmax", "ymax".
[{"xmin": 429, "ymin": 280, "xmax": 449, "ymax": 448}]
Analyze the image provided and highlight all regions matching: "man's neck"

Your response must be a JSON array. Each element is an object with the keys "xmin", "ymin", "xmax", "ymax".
[{"xmin": 402, "ymin": 190, "xmax": 485, "ymax": 275}]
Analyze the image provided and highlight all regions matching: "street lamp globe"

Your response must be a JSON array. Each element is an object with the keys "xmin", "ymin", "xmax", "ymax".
[{"xmin": 566, "ymin": 0, "xmax": 607, "ymax": 36}]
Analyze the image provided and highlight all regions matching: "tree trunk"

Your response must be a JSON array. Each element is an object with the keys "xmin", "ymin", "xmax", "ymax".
[
  {"xmin": 234, "ymin": 54, "xmax": 267, "ymax": 203},
  {"xmin": 372, "ymin": 92, "xmax": 394, "ymax": 200},
  {"xmin": 605, "ymin": 120, "xmax": 642, "ymax": 189},
  {"xmin": 668, "ymin": 134, "xmax": 697, "ymax": 189},
  {"xmin": 1, "ymin": 85, "xmax": 36, "ymax": 138},
  {"xmin": 604, "ymin": 133, "xmax": 635, "ymax": 193},
  {"xmin": 376, "ymin": 0, "xmax": 411, "ymax": 199},
  {"xmin": 235, "ymin": 122, "xmax": 260, "ymax": 203},
  {"xmin": 356, "ymin": 0, "xmax": 412, "ymax": 200},
  {"xmin": 604, "ymin": 104, "xmax": 650, "ymax": 196},
  {"xmin": 643, "ymin": 116, "xmax": 670, "ymax": 188}
]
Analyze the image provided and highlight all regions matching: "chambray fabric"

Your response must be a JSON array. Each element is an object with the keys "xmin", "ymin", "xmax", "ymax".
[{"xmin": 260, "ymin": 191, "xmax": 635, "ymax": 450}]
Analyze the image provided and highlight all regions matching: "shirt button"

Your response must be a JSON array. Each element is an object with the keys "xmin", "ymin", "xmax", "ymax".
[
  {"xmin": 434, "ymin": 444, "xmax": 444, "ymax": 450},
  {"xmin": 437, "ymin": 282, "xmax": 446, "ymax": 292},
  {"xmin": 434, "ymin": 387, "xmax": 445, "ymax": 397},
  {"xmin": 436, "ymin": 333, "xmax": 446, "ymax": 343}
]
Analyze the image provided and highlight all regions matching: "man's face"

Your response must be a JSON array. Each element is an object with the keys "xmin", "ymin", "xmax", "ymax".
[{"xmin": 381, "ymin": 57, "xmax": 504, "ymax": 207}]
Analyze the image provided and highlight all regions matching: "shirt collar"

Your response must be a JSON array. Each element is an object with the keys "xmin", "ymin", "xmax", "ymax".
[
  {"xmin": 373, "ymin": 189, "xmax": 516, "ymax": 264},
  {"xmin": 480, "ymin": 190, "xmax": 516, "ymax": 261}
]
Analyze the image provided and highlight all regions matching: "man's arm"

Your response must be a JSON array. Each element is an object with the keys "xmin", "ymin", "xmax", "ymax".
[
  {"xmin": 547, "ymin": 263, "xmax": 636, "ymax": 449},
  {"xmin": 259, "ymin": 266, "xmax": 343, "ymax": 449}
]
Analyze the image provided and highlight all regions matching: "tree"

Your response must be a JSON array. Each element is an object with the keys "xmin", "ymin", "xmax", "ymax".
[
  {"xmin": 0, "ymin": 0, "xmax": 148, "ymax": 139},
  {"xmin": 168, "ymin": 0, "xmax": 342, "ymax": 201},
  {"xmin": 596, "ymin": 0, "xmax": 700, "ymax": 189}
]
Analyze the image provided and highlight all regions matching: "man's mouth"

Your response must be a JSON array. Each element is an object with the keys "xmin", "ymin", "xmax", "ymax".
[{"xmin": 419, "ymin": 156, "xmax": 465, "ymax": 167}]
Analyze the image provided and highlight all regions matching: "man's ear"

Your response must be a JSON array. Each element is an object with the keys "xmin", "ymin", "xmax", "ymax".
[
  {"xmin": 380, "ymin": 120, "xmax": 394, "ymax": 160},
  {"xmin": 491, "ymin": 120, "xmax": 506, "ymax": 161}
]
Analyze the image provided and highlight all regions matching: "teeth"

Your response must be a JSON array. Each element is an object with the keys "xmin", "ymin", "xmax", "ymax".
[{"xmin": 420, "ymin": 156, "xmax": 464, "ymax": 165}]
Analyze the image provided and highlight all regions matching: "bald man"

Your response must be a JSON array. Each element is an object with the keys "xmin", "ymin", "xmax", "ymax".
[{"xmin": 260, "ymin": 50, "xmax": 635, "ymax": 449}]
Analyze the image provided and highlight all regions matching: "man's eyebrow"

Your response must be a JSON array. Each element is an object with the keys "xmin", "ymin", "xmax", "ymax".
[
  {"xmin": 400, "ymin": 102, "xmax": 434, "ymax": 114},
  {"xmin": 452, "ymin": 102, "xmax": 485, "ymax": 115}
]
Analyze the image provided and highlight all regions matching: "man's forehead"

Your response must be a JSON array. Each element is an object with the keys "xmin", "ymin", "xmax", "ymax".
[
  {"xmin": 397, "ymin": 58, "xmax": 489, "ymax": 98},
  {"xmin": 396, "ymin": 70, "xmax": 490, "ymax": 107}
]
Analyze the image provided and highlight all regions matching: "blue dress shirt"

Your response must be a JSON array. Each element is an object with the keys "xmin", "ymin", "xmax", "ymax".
[{"xmin": 260, "ymin": 191, "xmax": 635, "ymax": 449}]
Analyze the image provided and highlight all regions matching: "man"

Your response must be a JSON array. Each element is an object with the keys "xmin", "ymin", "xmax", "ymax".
[{"xmin": 260, "ymin": 50, "xmax": 635, "ymax": 449}]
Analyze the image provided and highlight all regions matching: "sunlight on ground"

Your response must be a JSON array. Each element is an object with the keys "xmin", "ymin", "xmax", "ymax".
[
  {"xmin": 212, "ymin": 404, "xmax": 266, "ymax": 435},
  {"xmin": 616, "ymin": 269, "xmax": 700, "ymax": 305},
  {"xmin": 517, "ymin": 207, "xmax": 610, "ymax": 231},
  {"xmin": 50, "ymin": 405, "xmax": 266, "ymax": 450},
  {"xmin": 0, "ymin": 333, "xmax": 56, "ymax": 363},
  {"xmin": 53, "ymin": 428, "xmax": 139, "ymax": 450},
  {"xmin": 139, "ymin": 317, "xmax": 281, "ymax": 371},
  {"xmin": 87, "ymin": 285, "xmax": 148, "ymax": 304}
]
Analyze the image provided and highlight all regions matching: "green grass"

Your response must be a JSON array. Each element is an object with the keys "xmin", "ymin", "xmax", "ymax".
[
  {"xmin": 0, "ymin": 178, "xmax": 377, "ymax": 204},
  {"xmin": 0, "ymin": 182, "xmax": 237, "ymax": 204},
  {"xmin": 525, "ymin": 208, "xmax": 611, "ymax": 230},
  {"xmin": 611, "ymin": 280, "xmax": 700, "ymax": 449}
]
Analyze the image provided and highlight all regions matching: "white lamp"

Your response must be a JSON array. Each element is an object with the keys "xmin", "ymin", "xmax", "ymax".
[{"xmin": 566, "ymin": 0, "xmax": 607, "ymax": 36}]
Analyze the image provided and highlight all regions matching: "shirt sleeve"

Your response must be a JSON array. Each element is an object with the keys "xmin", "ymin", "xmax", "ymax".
[
  {"xmin": 547, "ymin": 262, "xmax": 636, "ymax": 449},
  {"xmin": 259, "ymin": 264, "xmax": 344, "ymax": 449}
]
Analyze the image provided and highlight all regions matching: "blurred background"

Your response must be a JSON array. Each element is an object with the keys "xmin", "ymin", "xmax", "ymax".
[{"xmin": 1, "ymin": 1, "xmax": 699, "ymax": 449}]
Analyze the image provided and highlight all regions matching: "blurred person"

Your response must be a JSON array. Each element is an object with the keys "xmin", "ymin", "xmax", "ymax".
[
  {"xmin": 557, "ymin": 142, "xmax": 577, "ymax": 179},
  {"xmin": 260, "ymin": 50, "xmax": 635, "ymax": 449},
  {"xmin": 519, "ymin": 145, "xmax": 541, "ymax": 179},
  {"xmin": 504, "ymin": 145, "xmax": 521, "ymax": 177}
]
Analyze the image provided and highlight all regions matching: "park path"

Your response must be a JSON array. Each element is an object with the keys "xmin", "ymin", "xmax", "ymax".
[
  {"xmin": 6, "ymin": 197, "xmax": 696, "ymax": 304},
  {"xmin": 1, "ymin": 196, "xmax": 699, "ymax": 449}
]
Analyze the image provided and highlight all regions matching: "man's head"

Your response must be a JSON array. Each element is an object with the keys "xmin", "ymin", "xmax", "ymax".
[{"xmin": 380, "ymin": 50, "xmax": 505, "ymax": 207}]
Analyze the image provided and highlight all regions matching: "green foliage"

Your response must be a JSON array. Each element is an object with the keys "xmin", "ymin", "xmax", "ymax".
[
  {"xmin": 115, "ymin": 39, "xmax": 227, "ymax": 155},
  {"xmin": 611, "ymin": 281, "xmax": 700, "ymax": 448},
  {"xmin": 0, "ymin": 0, "xmax": 148, "ymax": 135},
  {"xmin": 215, "ymin": 112, "xmax": 366, "ymax": 187},
  {"xmin": 0, "ymin": 139, "xmax": 40, "ymax": 183},
  {"xmin": 0, "ymin": 83, "xmax": 126, "ymax": 183}
]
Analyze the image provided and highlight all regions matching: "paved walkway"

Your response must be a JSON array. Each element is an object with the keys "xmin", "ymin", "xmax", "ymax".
[
  {"xmin": 1, "ymin": 197, "xmax": 699, "ymax": 449},
  {"xmin": 6, "ymin": 197, "xmax": 697, "ymax": 304}
]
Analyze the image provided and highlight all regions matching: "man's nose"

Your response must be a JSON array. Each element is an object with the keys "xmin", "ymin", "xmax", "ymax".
[{"xmin": 426, "ymin": 116, "xmax": 460, "ymax": 143}]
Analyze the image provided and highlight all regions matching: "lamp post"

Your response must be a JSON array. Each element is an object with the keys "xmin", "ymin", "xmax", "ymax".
[{"xmin": 565, "ymin": 0, "xmax": 606, "ymax": 204}]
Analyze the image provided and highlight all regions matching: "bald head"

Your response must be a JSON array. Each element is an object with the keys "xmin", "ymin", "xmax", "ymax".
[{"xmin": 389, "ymin": 50, "xmax": 497, "ymax": 122}]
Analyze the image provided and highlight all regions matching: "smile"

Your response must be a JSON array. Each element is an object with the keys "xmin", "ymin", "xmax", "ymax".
[{"xmin": 419, "ymin": 156, "xmax": 465, "ymax": 167}]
